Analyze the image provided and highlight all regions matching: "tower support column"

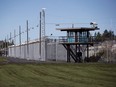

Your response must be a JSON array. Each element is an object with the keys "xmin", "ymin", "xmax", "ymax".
[{"xmin": 67, "ymin": 44, "xmax": 70, "ymax": 62}]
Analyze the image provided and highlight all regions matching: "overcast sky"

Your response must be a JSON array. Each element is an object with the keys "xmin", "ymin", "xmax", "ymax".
[{"xmin": 0, "ymin": 0, "xmax": 116, "ymax": 43}]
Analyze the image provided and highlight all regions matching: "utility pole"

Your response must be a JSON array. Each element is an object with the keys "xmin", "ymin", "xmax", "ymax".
[
  {"xmin": 39, "ymin": 12, "xmax": 41, "ymax": 59},
  {"xmin": 41, "ymin": 8, "xmax": 45, "ymax": 37},
  {"xmin": 14, "ymin": 29, "xmax": 16, "ymax": 58},
  {"xmin": 39, "ymin": 8, "xmax": 46, "ymax": 60},
  {"xmin": 7, "ymin": 35, "xmax": 9, "ymax": 57},
  {"xmin": 41, "ymin": 8, "xmax": 46, "ymax": 61},
  {"xmin": 10, "ymin": 32, "xmax": 12, "ymax": 44},
  {"xmin": 19, "ymin": 26, "xmax": 21, "ymax": 57},
  {"xmin": 4, "ymin": 37, "xmax": 6, "ymax": 57},
  {"xmin": 27, "ymin": 20, "xmax": 29, "ymax": 58},
  {"xmin": 10, "ymin": 32, "xmax": 12, "ymax": 57}
]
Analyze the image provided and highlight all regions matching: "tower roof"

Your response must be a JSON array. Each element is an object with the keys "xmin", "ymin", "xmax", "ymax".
[{"xmin": 57, "ymin": 27, "xmax": 99, "ymax": 32}]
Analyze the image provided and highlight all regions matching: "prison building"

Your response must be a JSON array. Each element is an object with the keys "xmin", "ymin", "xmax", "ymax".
[{"xmin": 8, "ymin": 26, "xmax": 99, "ymax": 62}]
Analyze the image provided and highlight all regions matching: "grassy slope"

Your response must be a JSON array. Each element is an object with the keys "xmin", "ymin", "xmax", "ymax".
[{"xmin": 0, "ymin": 63, "xmax": 116, "ymax": 87}]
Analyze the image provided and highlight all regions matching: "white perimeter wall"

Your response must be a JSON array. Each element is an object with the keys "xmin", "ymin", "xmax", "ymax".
[
  {"xmin": 8, "ymin": 41, "xmax": 67, "ymax": 61},
  {"xmin": 46, "ymin": 42, "xmax": 67, "ymax": 61},
  {"xmin": 9, "ymin": 40, "xmax": 106, "ymax": 62},
  {"xmin": 8, "ymin": 42, "xmax": 42, "ymax": 61}
]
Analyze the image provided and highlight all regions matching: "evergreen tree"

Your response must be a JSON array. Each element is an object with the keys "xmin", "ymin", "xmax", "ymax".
[
  {"xmin": 102, "ymin": 29, "xmax": 114, "ymax": 41},
  {"xmin": 94, "ymin": 32, "xmax": 102, "ymax": 42}
]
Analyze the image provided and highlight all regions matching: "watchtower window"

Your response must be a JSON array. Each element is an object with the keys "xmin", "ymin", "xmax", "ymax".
[
  {"xmin": 67, "ymin": 32, "xmax": 75, "ymax": 43},
  {"xmin": 79, "ymin": 31, "xmax": 88, "ymax": 43}
]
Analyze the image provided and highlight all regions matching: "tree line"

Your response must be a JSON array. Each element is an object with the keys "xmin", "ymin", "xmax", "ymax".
[
  {"xmin": 94, "ymin": 29, "xmax": 115, "ymax": 42},
  {"xmin": 0, "ymin": 40, "xmax": 14, "ymax": 49}
]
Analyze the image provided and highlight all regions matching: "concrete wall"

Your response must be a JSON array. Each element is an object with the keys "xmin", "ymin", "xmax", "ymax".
[
  {"xmin": 8, "ymin": 39, "xmax": 100, "ymax": 62},
  {"xmin": 8, "ymin": 42, "xmax": 42, "ymax": 61},
  {"xmin": 46, "ymin": 42, "xmax": 67, "ymax": 61},
  {"xmin": 8, "ymin": 40, "xmax": 67, "ymax": 61},
  {"xmin": 9, "ymin": 38, "xmax": 111, "ymax": 62}
]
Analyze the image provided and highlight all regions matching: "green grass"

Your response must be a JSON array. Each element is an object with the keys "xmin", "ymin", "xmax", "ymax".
[
  {"xmin": 0, "ymin": 57, "xmax": 7, "ymax": 62},
  {"xmin": 0, "ymin": 63, "xmax": 116, "ymax": 87}
]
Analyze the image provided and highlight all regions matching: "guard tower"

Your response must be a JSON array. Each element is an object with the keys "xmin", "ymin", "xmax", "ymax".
[{"xmin": 57, "ymin": 27, "xmax": 99, "ymax": 63}]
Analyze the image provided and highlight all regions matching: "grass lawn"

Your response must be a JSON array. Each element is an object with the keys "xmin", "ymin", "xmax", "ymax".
[
  {"xmin": 0, "ymin": 63, "xmax": 116, "ymax": 87},
  {"xmin": 0, "ymin": 57, "xmax": 7, "ymax": 62}
]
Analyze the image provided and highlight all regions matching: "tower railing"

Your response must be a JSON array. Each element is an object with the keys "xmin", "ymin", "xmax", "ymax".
[{"xmin": 59, "ymin": 36, "xmax": 96, "ymax": 43}]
